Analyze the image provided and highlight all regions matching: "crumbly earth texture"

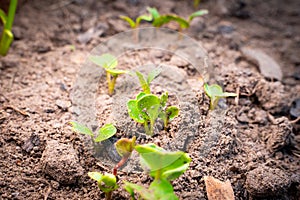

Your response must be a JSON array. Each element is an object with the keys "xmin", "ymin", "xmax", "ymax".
[{"xmin": 0, "ymin": 0, "xmax": 299, "ymax": 199}]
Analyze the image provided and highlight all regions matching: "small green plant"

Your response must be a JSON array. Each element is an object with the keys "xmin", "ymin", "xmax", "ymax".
[
  {"xmin": 89, "ymin": 54, "xmax": 127, "ymax": 96},
  {"xmin": 88, "ymin": 172, "xmax": 117, "ymax": 200},
  {"xmin": 127, "ymin": 92, "xmax": 179, "ymax": 135},
  {"xmin": 135, "ymin": 68, "xmax": 161, "ymax": 94},
  {"xmin": 147, "ymin": 7, "xmax": 208, "ymax": 32},
  {"xmin": 88, "ymin": 136, "xmax": 136, "ymax": 200},
  {"xmin": 203, "ymin": 83, "xmax": 237, "ymax": 110},
  {"xmin": 124, "ymin": 143, "xmax": 191, "ymax": 200},
  {"xmin": 70, "ymin": 122, "xmax": 117, "ymax": 143},
  {"xmin": 158, "ymin": 92, "xmax": 179, "ymax": 129},
  {"xmin": 0, "ymin": 0, "xmax": 18, "ymax": 56},
  {"xmin": 120, "ymin": 14, "xmax": 152, "ymax": 29}
]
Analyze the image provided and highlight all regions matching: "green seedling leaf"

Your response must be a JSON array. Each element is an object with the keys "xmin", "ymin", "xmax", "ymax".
[
  {"xmin": 204, "ymin": 83, "xmax": 237, "ymax": 110},
  {"xmin": 193, "ymin": 0, "xmax": 201, "ymax": 8},
  {"xmin": 70, "ymin": 121, "xmax": 94, "ymax": 137},
  {"xmin": 147, "ymin": 68, "xmax": 162, "ymax": 84},
  {"xmin": 106, "ymin": 68, "xmax": 127, "ymax": 77},
  {"xmin": 147, "ymin": 7, "xmax": 160, "ymax": 20},
  {"xmin": 160, "ymin": 92, "xmax": 168, "ymax": 107},
  {"xmin": 89, "ymin": 54, "xmax": 118, "ymax": 69},
  {"xmin": 135, "ymin": 143, "xmax": 191, "ymax": 180},
  {"xmin": 127, "ymin": 99, "xmax": 145, "ymax": 123},
  {"xmin": 136, "ymin": 15, "xmax": 153, "ymax": 26},
  {"xmin": 94, "ymin": 124, "xmax": 117, "ymax": 143},
  {"xmin": 124, "ymin": 182, "xmax": 155, "ymax": 200},
  {"xmin": 136, "ymin": 69, "xmax": 161, "ymax": 94},
  {"xmin": 88, "ymin": 172, "xmax": 118, "ymax": 193},
  {"xmin": 136, "ymin": 71, "xmax": 150, "ymax": 94},
  {"xmin": 88, "ymin": 171, "xmax": 103, "ymax": 182},
  {"xmin": 115, "ymin": 136, "xmax": 136, "ymax": 157},
  {"xmin": 120, "ymin": 15, "xmax": 136, "ymax": 28},
  {"xmin": 0, "ymin": 9, "xmax": 7, "ymax": 24},
  {"xmin": 137, "ymin": 94, "xmax": 161, "ymax": 127},
  {"xmin": 149, "ymin": 178, "xmax": 178, "ymax": 200},
  {"xmin": 188, "ymin": 9, "xmax": 208, "ymax": 22},
  {"xmin": 166, "ymin": 106, "xmax": 179, "ymax": 121}
]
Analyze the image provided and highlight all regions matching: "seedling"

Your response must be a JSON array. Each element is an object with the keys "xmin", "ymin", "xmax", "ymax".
[
  {"xmin": 88, "ymin": 172, "xmax": 117, "ymax": 200},
  {"xmin": 70, "ymin": 122, "xmax": 117, "ymax": 143},
  {"xmin": 124, "ymin": 143, "xmax": 191, "ymax": 200},
  {"xmin": 0, "ymin": 0, "xmax": 17, "ymax": 56},
  {"xmin": 89, "ymin": 54, "xmax": 127, "ymax": 95},
  {"xmin": 120, "ymin": 14, "xmax": 152, "ymax": 29},
  {"xmin": 88, "ymin": 136, "xmax": 136, "ymax": 200},
  {"xmin": 203, "ymin": 83, "xmax": 237, "ymax": 110},
  {"xmin": 158, "ymin": 92, "xmax": 179, "ymax": 129},
  {"xmin": 147, "ymin": 7, "xmax": 208, "ymax": 32},
  {"xmin": 128, "ymin": 92, "xmax": 179, "ymax": 135},
  {"xmin": 135, "ymin": 68, "xmax": 161, "ymax": 94},
  {"xmin": 113, "ymin": 136, "xmax": 136, "ymax": 176}
]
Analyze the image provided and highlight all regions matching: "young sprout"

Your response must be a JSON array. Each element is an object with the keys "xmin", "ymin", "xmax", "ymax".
[
  {"xmin": 119, "ymin": 15, "xmax": 152, "ymax": 29},
  {"xmin": 124, "ymin": 143, "xmax": 191, "ymax": 200},
  {"xmin": 113, "ymin": 136, "xmax": 136, "ymax": 176},
  {"xmin": 0, "ymin": 0, "xmax": 18, "ymax": 56},
  {"xmin": 89, "ymin": 54, "xmax": 127, "ymax": 96},
  {"xmin": 159, "ymin": 92, "xmax": 179, "ymax": 129},
  {"xmin": 127, "ymin": 92, "xmax": 179, "ymax": 135},
  {"xmin": 70, "ymin": 122, "xmax": 117, "ymax": 143},
  {"xmin": 127, "ymin": 92, "xmax": 161, "ymax": 135},
  {"xmin": 88, "ymin": 172, "xmax": 118, "ymax": 200},
  {"xmin": 147, "ymin": 7, "xmax": 208, "ymax": 32},
  {"xmin": 203, "ymin": 83, "xmax": 237, "ymax": 110},
  {"xmin": 135, "ymin": 68, "xmax": 162, "ymax": 94}
]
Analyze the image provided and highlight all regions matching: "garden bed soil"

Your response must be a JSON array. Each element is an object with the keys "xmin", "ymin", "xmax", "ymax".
[{"xmin": 0, "ymin": 0, "xmax": 299, "ymax": 199}]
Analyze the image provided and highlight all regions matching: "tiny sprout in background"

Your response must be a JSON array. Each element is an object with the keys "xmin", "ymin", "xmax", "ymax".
[
  {"xmin": 147, "ymin": 7, "xmax": 208, "ymax": 33},
  {"xmin": 89, "ymin": 54, "xmax": 127, "ymax": 96},
  {"xmin": 203, "ymin": 83, "xmax": 237, "ymax": 110},
  {"xmin": 135, "ymin": 68, "xmax": 162, "ymax": 94},
  {"xmin": 70, "ymin": 122, "xmax": 117, "ymax": 143},
  {"xmin": 88, "ymin": 172, "xmax": 118, "ymax": 200}
]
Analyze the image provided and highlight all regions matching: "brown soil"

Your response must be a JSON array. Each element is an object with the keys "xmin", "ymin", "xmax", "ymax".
[{"xmin": 1, "ymin": 0, "xmax": 299, "ymax": 199}]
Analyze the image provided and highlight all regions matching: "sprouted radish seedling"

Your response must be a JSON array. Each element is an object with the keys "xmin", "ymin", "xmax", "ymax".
[
  {"xmin": 159, "ymin": 92, "xmax": 179, "ymax": 129},
  {"xmin": 0, "ymin": 0, "xmax": 17, "ymax": 56},
  {"xmin": 88, "ymin": 136, "xmax": 136, "ymax": 200},
  {"xmin": 88, "ymin": 172, "xmax": 117, "ymax": 200},
  {"xmin": 124, "ymin": 143, "xmax": 191, "ymax": 200},
  {"xmin": 127, "ymin": 92, "xmax": 179, "ymax": 135},
  {"xmin": 204, "ymin": 83, "xmax": 237, "ymax": 110},
  {"xmin": 135, "ymin": 68, "xmax": 161, "ymax": 94},
  {"xmin": 89, "ymin": 54, "xmax": 127, "ymax": 95},
  {"xmin": 147, "ymin": 7, "xmax": 208, "ymax": 32},
  {"xmin": 70, "ymin": 122, "xmax": 116, "ymax": 143},
  {"xmin": 120, "ymin": 14, "xmax": 152, "ymax": 42}
]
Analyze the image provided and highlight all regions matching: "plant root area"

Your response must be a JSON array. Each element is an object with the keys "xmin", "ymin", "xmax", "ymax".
[{"xmin": 0, "ymin": 0, "xmax": 299, "ymax": 199}]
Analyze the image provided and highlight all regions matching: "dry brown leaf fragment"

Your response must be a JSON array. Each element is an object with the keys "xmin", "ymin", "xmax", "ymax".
[{"xmin": 204, "ymin": 176, "xmax": 235, "ymax": 200}]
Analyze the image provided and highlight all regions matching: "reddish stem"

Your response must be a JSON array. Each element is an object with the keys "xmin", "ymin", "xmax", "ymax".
[{"xmin": 113, "ymin": 155, "xmax": 129, "ymax": 176}]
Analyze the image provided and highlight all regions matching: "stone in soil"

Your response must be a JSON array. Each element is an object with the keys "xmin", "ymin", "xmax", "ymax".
[
  {"xmin": 41, "ymin": 140, "xmax": 84, "ymax": 185},
  {"xmin": 245, "ymin": 165, "xmax": 291, "ymax": 198}
]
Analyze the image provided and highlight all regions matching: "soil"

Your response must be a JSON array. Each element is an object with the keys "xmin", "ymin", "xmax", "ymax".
[{"xmin": 0, "ymin": 0, "xmax": 300, "ymax": 200}]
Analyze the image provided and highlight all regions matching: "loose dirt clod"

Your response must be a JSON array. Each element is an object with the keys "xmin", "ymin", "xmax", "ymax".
[
  {"xmin": 41, "ymin": 140, "xmax": 84, "ymax": 185},
  {"xmin": 245, "ymin": 165, "xmax": 291, "ymax": 198}
]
